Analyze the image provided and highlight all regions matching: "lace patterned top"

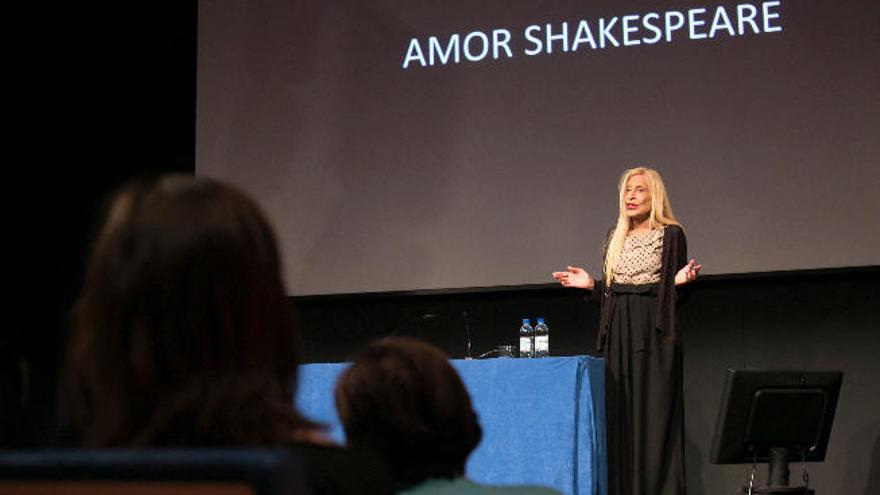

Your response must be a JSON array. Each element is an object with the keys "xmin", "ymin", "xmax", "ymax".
[{"xmin": 613, "ymin": 227, "xmax": 664, "ymax": 285}]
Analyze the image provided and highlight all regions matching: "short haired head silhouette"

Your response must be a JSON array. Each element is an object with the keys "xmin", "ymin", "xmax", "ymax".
[{"xmin": 334, "ymin": 336, "xmax": 482, "ymax": 488}]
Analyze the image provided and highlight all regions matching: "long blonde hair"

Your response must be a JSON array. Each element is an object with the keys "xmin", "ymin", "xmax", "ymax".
[{"xmin": 603, "ymin": 167, "xmax": 681, "ymax": 285}]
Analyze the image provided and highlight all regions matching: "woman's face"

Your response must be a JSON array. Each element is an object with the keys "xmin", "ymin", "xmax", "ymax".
[{"xmin": 623, "ymin": 174, "xmax": 652, "ymax": 222}]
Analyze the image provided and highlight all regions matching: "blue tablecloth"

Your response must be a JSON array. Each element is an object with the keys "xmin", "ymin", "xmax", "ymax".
[{"xmin": 295, "ymin": 356, "xmax": 606, "ymax": 495}]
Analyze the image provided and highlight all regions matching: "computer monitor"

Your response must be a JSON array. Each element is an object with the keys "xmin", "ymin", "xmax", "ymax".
[{"xmin": 710, "ymin": 369, "xmax": 843, "ymax": 465}]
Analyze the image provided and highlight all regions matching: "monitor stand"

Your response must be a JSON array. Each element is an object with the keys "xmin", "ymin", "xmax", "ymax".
[{"xmin": 740, "ymin": 448, "xmax": 815, "ymax": 495}]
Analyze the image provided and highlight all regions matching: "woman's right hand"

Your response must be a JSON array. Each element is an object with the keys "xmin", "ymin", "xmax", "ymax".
[{"xmin": 552, "ymin": 266, "xmax": 595, "ymax": 290}]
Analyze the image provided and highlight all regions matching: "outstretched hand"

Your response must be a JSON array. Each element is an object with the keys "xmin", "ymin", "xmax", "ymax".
[
  {"xmin": 552, "ymin": 266, "xmax": 595, "ymax": 290},
  {"xmin": 674, "ymin": 259, "xmax": 701, "ymax": 286}
]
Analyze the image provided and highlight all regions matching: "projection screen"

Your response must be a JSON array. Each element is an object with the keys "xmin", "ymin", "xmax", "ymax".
[{"xmin": 197, "ymin": 0, "xmax": 879, "ymax": 295}]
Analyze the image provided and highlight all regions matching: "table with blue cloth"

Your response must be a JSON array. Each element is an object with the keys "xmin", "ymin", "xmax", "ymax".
[{"xmin": 295, "ymin": 356, "xmax": 606, "ymax": 495}]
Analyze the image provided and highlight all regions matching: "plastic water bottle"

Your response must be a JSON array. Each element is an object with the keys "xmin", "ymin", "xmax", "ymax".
[
  {"xmin": 518, "ymin": 318, "xmax": 534, "ymax": 358},
  {"xmin": 534, "ymin": 317, "xmax": 550, "ymax": 358}
]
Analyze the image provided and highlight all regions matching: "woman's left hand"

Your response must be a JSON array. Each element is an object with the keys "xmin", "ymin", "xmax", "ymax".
[{"xmin": 674, "ymin": 259, "xmax": 701, "ymax": 286}]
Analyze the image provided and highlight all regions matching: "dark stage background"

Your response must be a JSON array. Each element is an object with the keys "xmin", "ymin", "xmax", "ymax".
[
  {"xmin": 8, "ymin": 2, "xmax": 875, "ymax": 494},
  {"xmin": 294, "ymin": 269, "xmax": 879, "ymax": 493}
]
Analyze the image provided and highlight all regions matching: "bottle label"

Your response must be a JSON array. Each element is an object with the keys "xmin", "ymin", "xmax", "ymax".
[
  {"xmin": 519, "ymin": 336, "xmax": 533, "ymax": 358},
  {"xmin": 535, "ymin": 335, "xmax": 549, "ymax": 357}
]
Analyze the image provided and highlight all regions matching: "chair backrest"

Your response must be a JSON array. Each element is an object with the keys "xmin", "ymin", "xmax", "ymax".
[{"xmin": 0, "ymin": 448, "xmax": 309, "ymax": 495}]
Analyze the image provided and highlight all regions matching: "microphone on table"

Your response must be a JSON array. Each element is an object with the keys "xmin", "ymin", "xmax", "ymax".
[{"xmin": 463, "ymin": 310, "xmax": 473, "ymax": 360}]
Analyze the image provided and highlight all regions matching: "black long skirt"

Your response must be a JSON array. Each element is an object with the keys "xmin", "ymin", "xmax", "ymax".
[{"xmin": 604, "ymin": 285, "xmax": 685, "ymax": 495}]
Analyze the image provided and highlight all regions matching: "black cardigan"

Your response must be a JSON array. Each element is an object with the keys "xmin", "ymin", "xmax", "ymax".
[{"xmin": 587, "ymin": 224, "xmax": 688, "ymax": 351}]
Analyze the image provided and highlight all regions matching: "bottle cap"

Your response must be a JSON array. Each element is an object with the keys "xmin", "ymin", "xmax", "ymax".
[
  {"xmin": 537, "ymin": 317, "xmax": 545, "ymax": 324},
  {"xmin": 521, "ymin": 318, "xmax": 530, "ymax": 324}
]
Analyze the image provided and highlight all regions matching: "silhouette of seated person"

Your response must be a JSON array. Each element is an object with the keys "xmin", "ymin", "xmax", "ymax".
[
  {"xmin": 334, "ymin": 337, "xmax": 561, "ymax": 495},
  {"xmin": 61, "ymin": 174, "xmax": 393, "ymax": 495}
]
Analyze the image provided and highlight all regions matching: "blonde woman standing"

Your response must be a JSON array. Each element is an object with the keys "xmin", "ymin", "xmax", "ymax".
[{"xmin": 553, "ymin": 167, "xmax": 700, "ymax": 495}]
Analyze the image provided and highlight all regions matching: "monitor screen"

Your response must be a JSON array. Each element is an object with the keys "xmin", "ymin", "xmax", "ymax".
[{"xmin": 710, "ymin": 369, "xmax": 843, "ymax": 464}]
